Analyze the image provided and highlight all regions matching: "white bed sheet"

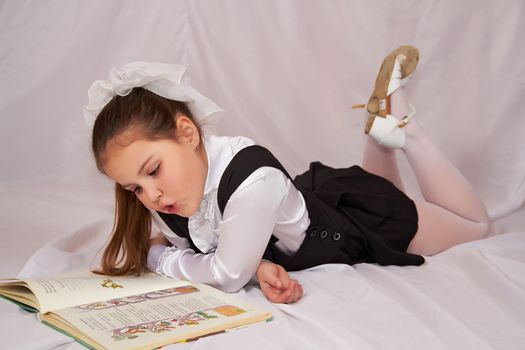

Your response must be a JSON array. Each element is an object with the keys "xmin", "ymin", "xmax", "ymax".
[
  {"xmin": 1, "ymin": 0, "xmax": 525, "ymax": 349},
  {"xmin": 1, "ymin": 191, "xmax": 524, "ymax": 350}
]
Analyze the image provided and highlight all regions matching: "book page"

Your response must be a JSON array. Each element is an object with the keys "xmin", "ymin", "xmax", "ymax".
[
  {"xmin": 0, "ymin": 272, "xmax": 187, "ymax": 313},
  {"xmin": 49, "ymin": 283, "xmax": 271, "ymax": 350}
]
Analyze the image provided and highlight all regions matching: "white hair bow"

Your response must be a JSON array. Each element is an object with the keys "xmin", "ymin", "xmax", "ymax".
[{"xmin": 83, "ymin": 61, "xmax": 223, "ymax": 128}]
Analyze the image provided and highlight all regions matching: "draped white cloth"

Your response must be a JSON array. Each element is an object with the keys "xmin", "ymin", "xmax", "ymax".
[{"xmin": 1, "ymin": 1, "xmax": 524, "ymax": 349}]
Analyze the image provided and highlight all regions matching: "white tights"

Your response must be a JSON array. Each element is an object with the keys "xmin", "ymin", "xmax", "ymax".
[{"xmin": 362, "ymin": 88, "xmax": 490, "ymax": 256}]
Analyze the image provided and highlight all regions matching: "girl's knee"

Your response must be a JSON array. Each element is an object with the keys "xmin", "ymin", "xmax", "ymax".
[
  {"xmin": 476, "ymin": 219, "xmax": 491, "ymax": 240},
  {"xmin": 407, "ymin": 219, "xmax": 492, "ymax": 256}
]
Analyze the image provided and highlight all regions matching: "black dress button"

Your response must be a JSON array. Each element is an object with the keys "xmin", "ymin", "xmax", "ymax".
[
  {"xmin": 333, "ymin": 232, "xmax": 341, "ymax": 241},
  {"xmin": 310, "ymin": 229, "xmax": 317, "ymax": 237},
  {"xmin": 320, "ymin": 230, "xmax": 328, "ymax": 238}
]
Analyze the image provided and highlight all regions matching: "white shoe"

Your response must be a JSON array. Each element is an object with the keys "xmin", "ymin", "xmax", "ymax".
[
  {"xmin": 368, "ymin": 107, "xmax": 415, "ymax": 149},
  {"xmin": 368, "ymin": 98, "xmax": 415, "ymax": 149},
  {"xmin": 352, "ymin": 45, "xmax": 419, "ymax": 138},
  {"xmin": 387, "ymin": 54, "xmax": 414, "ymax": 96},
  {"xmin": 353, "ymin": 45, "xmax": 419, "ymax": 148}
]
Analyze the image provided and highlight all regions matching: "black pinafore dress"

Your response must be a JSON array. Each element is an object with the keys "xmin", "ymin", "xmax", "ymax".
[{"xmin": 157, "ymin": 145, "xmax": 424, "ymax": 271}]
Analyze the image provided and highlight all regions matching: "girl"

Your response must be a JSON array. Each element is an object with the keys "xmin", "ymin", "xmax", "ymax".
[{"xmin": 85, "ymin": 46, "xmax": 490, "ymax": 304}]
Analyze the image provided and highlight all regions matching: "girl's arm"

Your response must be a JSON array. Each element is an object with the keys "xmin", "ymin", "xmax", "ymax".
[
  {"xmin": 148, "ymin": 236, "xmax": 304, "ymax": 303},
  {"xmin": 149, "ymin": 167, "xmax": 296, "ymax": 293}
]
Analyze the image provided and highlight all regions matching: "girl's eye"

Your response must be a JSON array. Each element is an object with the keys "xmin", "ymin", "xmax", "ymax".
[
  {"xmin": 148, "ymin": 164, "xmax": 160, "ymax": 176},
  {"xmin": 133, "ymin": 187, "xmax": 142, "ymax": 195}
]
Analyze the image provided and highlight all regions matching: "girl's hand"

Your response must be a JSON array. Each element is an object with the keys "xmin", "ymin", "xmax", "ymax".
[{"xmin": 256, "ymin": 260, "xmax": 303, "ymax": 304}]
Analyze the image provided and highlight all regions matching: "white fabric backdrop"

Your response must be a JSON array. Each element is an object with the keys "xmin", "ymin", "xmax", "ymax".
[
  {"xmin": 1, "ymin": 0, "xmax": 524, "ymax": 212},
  {"xmin": 0, "ymin": 1, "xmax": 524, "ymax": 349}
]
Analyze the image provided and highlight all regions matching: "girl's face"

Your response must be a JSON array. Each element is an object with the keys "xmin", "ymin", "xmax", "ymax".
[{"xmin": 102, "ymin": 116, "xmax": 208, "ymax": 218}]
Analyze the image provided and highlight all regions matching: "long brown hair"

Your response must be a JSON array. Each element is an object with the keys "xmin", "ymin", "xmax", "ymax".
[{"xmin": 91, "ymin": 87, "xmax": 202, "ymax": 276}]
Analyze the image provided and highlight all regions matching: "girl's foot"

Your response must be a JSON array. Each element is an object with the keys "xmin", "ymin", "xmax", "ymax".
[{"xmin": 354, "ymin": 45, "xmax": 419, "ymax": 149}]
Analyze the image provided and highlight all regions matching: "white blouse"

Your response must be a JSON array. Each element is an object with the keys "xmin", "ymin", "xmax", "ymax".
[{"xmin": 147, "ymin": 135, "xmax": 309, "ymax": 292}]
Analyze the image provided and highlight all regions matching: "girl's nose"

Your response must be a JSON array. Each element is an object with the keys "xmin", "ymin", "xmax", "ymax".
[{"xmin": 145, "ymin": 187, "xmax": 162, "ymax": 203}]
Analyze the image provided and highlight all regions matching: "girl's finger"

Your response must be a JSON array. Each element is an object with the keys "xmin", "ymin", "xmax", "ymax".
[
  {"xmin": 287, "ymin": 278, "xmax": 297, "ymax": 290},
  {"xmin": 292, "ymin": 284, "xmax": 301, "ymax": 303},
  {"xmin": 278, "ymin": 286, "xmax": 293, "ymax": 303},
  {"xmin": 291, "ymin": 283, "xmax": 303, "ymax": 303},
  {"xmin": 284, "ymin": 283, "xmax": 298, "ymax": 303},
  {"xmin": 279, "ymin": 271, "xmax": 290, "ymax": 288},
  {"xmin": 262, "ymin": 286, "xmax": 282, "ymax": 303},
  {"xmin": 266, "ymin": 275, "xmax": 282, "ymax": 289},
  {"xmin": 262, "ymin": 282, "xmax": 281, "ymax": 294}
]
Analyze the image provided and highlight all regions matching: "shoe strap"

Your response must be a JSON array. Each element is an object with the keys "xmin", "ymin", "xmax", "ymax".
[{"xmin": 398, "ymin": 102, "xmax": 416, "ymax": 128}]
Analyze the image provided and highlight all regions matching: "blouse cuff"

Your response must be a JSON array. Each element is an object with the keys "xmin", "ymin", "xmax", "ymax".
[
  {"xmin": 147, "ymin": 244, "xmax": 169, "ymax": 272},
  {"xmin": 154, "ymin": 245, "xmax": 180, "ymax": 277}
]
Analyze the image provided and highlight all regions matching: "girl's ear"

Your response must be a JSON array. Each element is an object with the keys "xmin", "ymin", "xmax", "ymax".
[{"xmin": 175, "ymin": 115, "xmax": 200, "ymax": 147}]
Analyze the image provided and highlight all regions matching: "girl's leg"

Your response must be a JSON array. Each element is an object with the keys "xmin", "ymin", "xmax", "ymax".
[
  {"xmin": 360, "ymin": 82, "xmax": 420, "ymax": 199},
  {"xmin": 410, "ymin": 202, "xmax": 490, "ymax": 255},
  {"xmin": 361, "ymin": 48, "xmax": 410, "ymax": 191},
  {"xmin": 389, "ymin": 89, "xmax": 491, "ymax": 255},
  {"xmin": 362, "ymin": 138, "xmax": 404, "ymax": 191}
]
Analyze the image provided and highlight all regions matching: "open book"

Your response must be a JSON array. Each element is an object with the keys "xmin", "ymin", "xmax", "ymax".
[{"xmin": 0, "ymin": 272, "xmax": 272, "ymax": 349}]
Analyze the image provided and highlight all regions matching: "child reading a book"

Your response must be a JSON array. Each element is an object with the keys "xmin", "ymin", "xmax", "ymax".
[{"xmin": 84, "ymin": 46, "xmax": 490, "ymax": 305}]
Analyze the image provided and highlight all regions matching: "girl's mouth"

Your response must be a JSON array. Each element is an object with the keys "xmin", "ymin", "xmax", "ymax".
[{"xmin": 162, "ymin": 203, "xmax": 180, "ymax": 214}]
